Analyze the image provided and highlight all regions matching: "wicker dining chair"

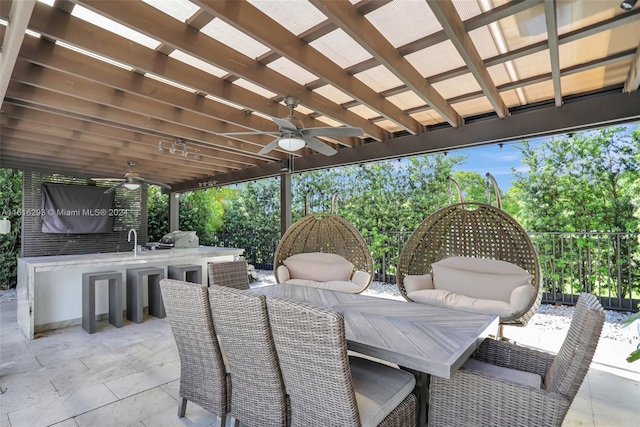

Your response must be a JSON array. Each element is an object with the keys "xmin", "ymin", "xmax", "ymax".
[
  {"xmin": 428, "ymin": 293, "xmax": 605, "ymax": 427},
  {"xmin": 159, "ymin": 279, "xmax": 229, "ymax": 425},
  {"xmin": 397, "ymin": 202, "xmax": 542, "ymax": 332},
  {"xmin": 208, "ymin": 260, "xmax": 250, "ymax": 290},
  {"xmin": 208, "ymin": 285, "xmax": 287, "ymax": 427},
  {"xmin": 266, "ymin": 297, "xmax": 417, "ymax": 427}
]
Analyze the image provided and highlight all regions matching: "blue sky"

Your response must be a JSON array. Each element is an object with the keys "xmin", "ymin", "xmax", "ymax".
[{"xmin": 450, "ymin": 122, "xmax": 639, "ymax": 192}]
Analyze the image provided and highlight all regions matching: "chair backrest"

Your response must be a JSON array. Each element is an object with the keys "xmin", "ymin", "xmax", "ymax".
[
  {"xmin": 159, "ymin": 278, "xmax": 227, "ymax": 416},
  {"xmin": 208, "ymin": 285, "xmax": 287, "ymax": 427},
  {"xmin": 266, "ymin": 297, "xmax": 361, "ymax": 427},
  {"xmin": 208, "ymin": 260, "xmax": 250, "ymax": 290},
  {"xmin": 545, "ymin": 293, "xmax": 605, "ymax": 399},
  {"xmin": 397, "ymin": 202, "xmax": 542, "ymax": 326}
]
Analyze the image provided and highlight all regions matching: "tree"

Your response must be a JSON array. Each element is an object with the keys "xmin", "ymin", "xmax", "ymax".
[
  {"xmin": 0, "ymin": 168, "xmax": 22, "ymax": 289},
  {"xmin": 147, "ymin": 185, "xmax": 168, "ymax": 242},
  {"xmin": 217, "ymin": 178, "xmax": 280, "ymax": 264},
  {"xmin": 512, "ymin": 127, "xmax": 639, "ymax": 297},
  {"xmin": 147, "ymin": 185, "xmax": 234, "ymax": 245},
  {"xmin": 451, "ymin": 171, "xmax": 489, "ymax": 204},
  {"xmin": 513, "ymin": 128, "xmax": 638, "ymax": 233}
]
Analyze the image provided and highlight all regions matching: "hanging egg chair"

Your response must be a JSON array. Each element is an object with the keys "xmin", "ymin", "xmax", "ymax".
[{"xmin": 273, "ymin": 192, "xmax": 374, "ymax": 293}]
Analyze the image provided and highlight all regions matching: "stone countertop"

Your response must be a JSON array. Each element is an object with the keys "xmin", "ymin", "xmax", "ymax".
[{"xmin": 19, "ymin": 246, "xmax": 244, "ymax": 270}]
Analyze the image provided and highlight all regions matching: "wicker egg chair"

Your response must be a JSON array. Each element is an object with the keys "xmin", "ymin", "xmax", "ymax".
[
  {"xmin": 273, "ymin": 193, "xmax": 374, "ymax": 292},
  {"xmin": 397, "ymin": 198, "xmax": 542, "ymax": 332}
]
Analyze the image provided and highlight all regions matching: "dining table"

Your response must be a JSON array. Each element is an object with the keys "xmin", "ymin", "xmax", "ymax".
[{"xmin": 252, "ymin": 283, "xmax": 499, "ymax": 427}]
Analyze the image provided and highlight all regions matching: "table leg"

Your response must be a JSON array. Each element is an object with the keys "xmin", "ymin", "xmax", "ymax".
[{"xmin": 401, "ymin": 367, "xmax": 430, "ymax": 427}]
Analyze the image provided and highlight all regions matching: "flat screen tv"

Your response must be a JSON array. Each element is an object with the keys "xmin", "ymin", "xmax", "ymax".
[{"xmin": 41, "ymin": 183, "xmax": 115, "ymax": 234}]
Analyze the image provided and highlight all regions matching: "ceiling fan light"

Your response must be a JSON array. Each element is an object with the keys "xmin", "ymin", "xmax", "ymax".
[
  {"xmin": 123, "ymin": 182, "xmax": 141, "ymax": 190},
  {"xmin": 277, "ymin": 136, "xmax": 305, "ymax": 152},
  {"xmin": 620, "ymin": 0, "xmax": 637, "ymax": 9}
]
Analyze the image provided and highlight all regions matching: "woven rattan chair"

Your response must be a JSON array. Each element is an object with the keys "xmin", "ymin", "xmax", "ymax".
[
  {"xmin": 267, "ymin": 296, "xmax": 416, "ymax": 427},
  {"xmin": 428, "ymin": 293, "xmax": 605, "ymax": 427},
  {"xmin": 397, "ymin": 202, "xmax": 542, "ymax": 332},
  {"xmin": 208, "ymin": 285, "xmax": 287, "ymax": 427},
  {"xmin": 208, "ymin": 260, "xmax": 250, "ymax": 290},
  {"xmin": 273, "ymin": 194, "xmax": 373, "ymax": 292},
  {"xmin": 159, "ymin": 279, "xmax": 228, "ymax": 425}
]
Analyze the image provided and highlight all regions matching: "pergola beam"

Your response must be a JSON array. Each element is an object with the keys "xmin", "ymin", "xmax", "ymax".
[
  {"xmin": 189, "ymin": 0, "xmax": 423, "ymax": 135},
  {"xmin": 624, "ymin": 43, "xmax": 640, "ymax": 93},
  {"xmin": 544, "ymin": 0, "xmax": 562, "ymax": 107},
  {"xmin": 310, "ymin": 0, "xmax": 462, "ymax": 128},
  {"xmin": 0, "ymin": 0, "xmax": 36, "ymax": 108},
  {"xmin": 76, "ymin": 0, "xmax": 388, "ymax": 141},
  {"xmin": 427, "ymin": 0, "xmax": 509, "ymax": 119}
]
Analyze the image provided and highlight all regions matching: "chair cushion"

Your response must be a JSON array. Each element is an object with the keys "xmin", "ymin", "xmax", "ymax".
[
  {"xmin": 403, "ymin": 274, "xmax": 434, "ymax": 293},
  {"xmin": 462, "ymin": 358, "xmax": 542, "ymax": 388},
  {"xmin": 431, "ymin": 257, "xmax": 533, "ymax": 303},
  {"xmin": 283, "ymin": 252, "xmax": 354, "ymax": 282},
  {"xmin": 349, "ymin": 356, "xmax": 416, "ymax": 427},
  {"xmin": 286, "ymin": 279, "xmax": 364, "ymax": 294},
  {"xmin": 407, "ymin": 289, "xmax": 519, "ymax": 317}
]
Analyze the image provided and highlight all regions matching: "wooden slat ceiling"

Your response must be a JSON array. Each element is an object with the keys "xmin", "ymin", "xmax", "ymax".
[{"xmin": 1, "ymin": 0, "xmax": 639, "ymax": 192}]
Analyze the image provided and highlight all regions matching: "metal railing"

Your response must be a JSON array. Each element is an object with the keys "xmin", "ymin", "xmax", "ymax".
[
  {"xmin": 529, "ymin": 232, "xmax": 639, "ymax": 311},
  {"xmin": 220, "ymin": 229, "xmax": 639, "ymax": 312}
]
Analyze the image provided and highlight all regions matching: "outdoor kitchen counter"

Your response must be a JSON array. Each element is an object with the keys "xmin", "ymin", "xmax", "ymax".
[{"xmin": 17, "ymin": 246, "xmax": 244, "ymax": 339}]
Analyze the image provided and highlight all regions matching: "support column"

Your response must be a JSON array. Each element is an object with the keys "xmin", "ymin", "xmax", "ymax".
[
  {"xmin": 169, "ymin": 192, "xmax": 180, "ymax": 232},
  {"xmin": 280, "ymin": 173, "xmax": 292, "ymax": 236}
]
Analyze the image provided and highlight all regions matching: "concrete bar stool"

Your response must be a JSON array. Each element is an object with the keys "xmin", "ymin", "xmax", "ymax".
[
  {"xmin": 168, "ymin": 264, "xmax": 202, "ymax": 285},
  {"xmin": 82, "ymin": 271, "xmax": 124, "ymax": 334},
  {"xmin": 126, "ymin": 267, "xmax": 165, "ymax": 323}
]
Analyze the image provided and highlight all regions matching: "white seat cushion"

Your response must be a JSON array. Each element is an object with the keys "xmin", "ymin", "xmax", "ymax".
[
  {"xmin": 283, "ymin": 252, "xmax": 354, "ymax": 282},
  {"xmin": 407, "ymin": 289, "xmax": 519, "ymax": 317},
  {"xmin": 349, "ymin": 356, "xmax": 416, "ymax": 427},
  {"xmin": 431, "ymin": 257, "xmax": 533, "ymax": 303},
  {"xmin": 462, "ymin": 358, "xmax": 542, "ymax": 388}
]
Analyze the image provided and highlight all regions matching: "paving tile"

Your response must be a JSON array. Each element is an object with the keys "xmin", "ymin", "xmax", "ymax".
[
  {"xmin": 51, "ymin": 359, "xmax": 140, "ymax": 396},
  {"xmin": 36, "ymin": 341, "xmax": 113, "ymax": 368},
  {"xmin": 0, "ymin": 380, "xmax": 59, "ymax": 415},
  {"xmin": 140, "ymin": 403, "xmax": 221, "ymax": 427},
  {"xmin": 563, "ymin": 377, "xmax": 595, "ymax": 426},
  {"xmin": 104, "ymin": 360, "xmax": 180, "ymax": 399},
  {"xmin": 50, "ymin": 419, "xmax": 79, "ymax": 427},
  {"xmin": 0, "ymin": 353, "xmax": 42, "ymax": 377},
  {"xmin": 7, "ymin": 383, "xmax": 118, "ymax": 427},
  {"xmin": 0, "ymin": 358, "xmax": 88, "ymax": 391},
  {"xmin": 73, "ymin": 387, "xmax": 175, "ymax": 427}
]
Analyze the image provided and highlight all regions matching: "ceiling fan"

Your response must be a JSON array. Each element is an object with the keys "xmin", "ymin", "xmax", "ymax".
[
  {"xmin": 218, "ymin": 97, "xmax": 364, "ymax": 156},
  {"xmin": 91, "ymin": 161, "xmax": 171, "ymax": 193}
]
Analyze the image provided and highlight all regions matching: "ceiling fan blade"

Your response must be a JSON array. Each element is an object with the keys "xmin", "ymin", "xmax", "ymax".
[
  {"xmin": 217, "ymin": 131, "xmax": 279, "ymax": 136},
  {"xmin": 303, "ymin": 136, "xmax": 338, "ymax": 156},
  {"xmin": 302, "ymin": 126, "xmax": 364, "ymax": 138},
  {"xmin": 272, "ymin": 117, "xmax": 298, "ymax": 133},
  {"xmin": 258, "ymin": 137, "xmax": 282, "ymax": 155},
  {"xmin": 103, "ymin": 181, "xmax": 126, "ymax": 194},
  {"xmin": 143, "ymin": 179, "xmax": 172, "ymax": 190}
]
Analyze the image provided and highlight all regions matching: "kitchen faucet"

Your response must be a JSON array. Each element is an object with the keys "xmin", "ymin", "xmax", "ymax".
[{"xmin": 128, "ymin": 229, "xmax": 138, "ymax": 257}]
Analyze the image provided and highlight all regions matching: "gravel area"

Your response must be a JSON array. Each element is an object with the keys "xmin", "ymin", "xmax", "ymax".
[
  {"xmin": 1, "ymin": 270, "xmax": 636, "ymax": 343},
  {"xmin": 0, "ymin": 288, "xmax": 16, "ymax": 302}
]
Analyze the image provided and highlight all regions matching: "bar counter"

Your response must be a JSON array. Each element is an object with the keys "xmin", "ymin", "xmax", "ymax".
[{"xmin": 17, "ymin": 246, "xmax": 244, "ymax": 339}]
